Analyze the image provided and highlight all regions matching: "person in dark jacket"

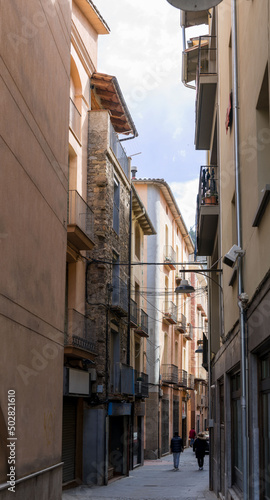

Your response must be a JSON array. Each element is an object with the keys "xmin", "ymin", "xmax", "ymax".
[
  {"xmin": 170, "ymin": 431, "xmax": 184, "ymax": 470},
  {"xmin": 194, "ymin": 432, "xmax": 207, "ymax": 470}
]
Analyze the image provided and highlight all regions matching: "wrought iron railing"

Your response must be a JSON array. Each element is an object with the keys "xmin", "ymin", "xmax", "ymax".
[
  {"xmin": 185, "ymin": 323, "xmax": 193, "ymax": 341},
  {"xmin": 178, "ymin": 369, "xmax": 188, "ymax": 388},
  {"xmin": 196, "ymin": 35, "xmax": 217, "ymax": 79},
  {"xmin": 130, "ymin": 298, "xmax": 138, "ymax": 326},
  {"xmin": 69, "ymin": 97, "xmax": 81, "ymax": 140},
  {"xmin": 178, "ymin": 313, "xmax": 187, "ymax": 332},
  {"xmin": 110, "ymin": 123, "xmax": 129, "ymax": 179},
  {"xmin": 162, "ymin": 364, "xmax": 178, "ymax": 385},
  {"xmin": 163, "ymin": 301, "xmax": 177, "ymax": 324},
  {"xmin": 140, "ymin": 309, "xmax": 148, "ymax": 335},
  {"xmin": 111, "ymin": 276, "xmax": 128, "ymax": 314},
  {"xmin": 64, "ymin": 309, "xmax": 96, "ymax": 353},
  {"xmin": 134, "ymin": 371, "xmax": 149, "ymax": 398},
  {"xmin": 111, "ymin": 362, "xmax": 134, "ymax": 395},
  {"xmin": 187, "ymin": 373, "xmax": 195, "ymax": 390},
  {"xmin": 68, "ymin": 190, "xmax": 94, "ymax": 241},
  {"xmin": 198, "ymin": 166, "xmax": 218, "ymax": 206},
  {"xmin": 163, "ymin": 245, "xmax": 176, "ymax": 266}
]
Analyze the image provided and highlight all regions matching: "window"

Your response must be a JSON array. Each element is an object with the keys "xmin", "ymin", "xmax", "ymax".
[
  {"xmin": 175, "ymin": 341, "xmax": 178, "ymax": 367},
  {"xmin": 231, "ymin": 371, "xmax": 242, "ymax": 490},
  {"xmin": 113, "ymin": 177, "xmax": 120, "ymax": 234},
  {"xmin": 256, "ymin": 65, "xmax": 269, "ymax": 196},
  {"xmin": 135, "ymin": 225, "xmax": 141, "ymax": 259},
  {"xmin": 112, "ymin": 252, "xmax": 120, "ymax": 306},
  {"xmin": 164, "ymin": 333, "xmax": 168, "ymax": 365}
]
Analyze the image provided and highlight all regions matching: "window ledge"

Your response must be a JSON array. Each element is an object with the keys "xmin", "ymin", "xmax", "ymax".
[{"xmin": 252, "ymin": 184, "xmax": 270, "ymax": 227}]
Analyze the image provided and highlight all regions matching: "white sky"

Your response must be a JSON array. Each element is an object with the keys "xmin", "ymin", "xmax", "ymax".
[{"xmin": 93, "ymin": 0, "xmax": 207, "ymax": 230}]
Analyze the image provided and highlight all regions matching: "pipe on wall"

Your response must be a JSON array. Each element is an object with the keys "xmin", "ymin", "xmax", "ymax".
[{"xmin": 231, "ymin": 1, "xmax": 249, "ymax": 497}]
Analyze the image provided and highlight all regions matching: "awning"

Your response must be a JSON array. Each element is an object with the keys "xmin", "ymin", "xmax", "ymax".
[{"xmin": 91, "ymin": 72, "xmax": 138, "ymax": 137}]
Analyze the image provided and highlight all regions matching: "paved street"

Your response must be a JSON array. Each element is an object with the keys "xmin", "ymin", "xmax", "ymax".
[{"xmin": 62, "ymin": 447, "xmax": 217, "ymax": 500}]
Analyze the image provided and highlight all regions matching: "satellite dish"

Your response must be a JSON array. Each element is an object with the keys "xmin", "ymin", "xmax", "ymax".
[{"xmin": 166, "ymin": 0, "xmax": 223, "ymax": 11}]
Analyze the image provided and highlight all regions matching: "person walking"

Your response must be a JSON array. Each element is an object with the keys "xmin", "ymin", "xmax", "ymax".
[
  {"xmin": 170, "ymin": 431, "xmax": 184, "ymax": 471},
  {"xmin": 194, "ymin": 432, "xmax": 207, "ymax": 470},
  {"xmin": 189, "ymin": 428, "xmax": 196, "ymax": 447}
]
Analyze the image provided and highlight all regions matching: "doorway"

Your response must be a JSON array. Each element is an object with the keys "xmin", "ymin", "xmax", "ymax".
[{"xmin": 109, "ymin": 416, "xmax": 124, "ymax": 477}]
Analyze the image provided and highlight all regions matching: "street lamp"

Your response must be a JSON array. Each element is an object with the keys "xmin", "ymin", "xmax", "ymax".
[
  {"xmin": 175, "ymin": 279, "xmax": 195, "ymax": 294},
  {"xmin": 195, "ymin": 344, "xmax": 203, "ymax": 354}
]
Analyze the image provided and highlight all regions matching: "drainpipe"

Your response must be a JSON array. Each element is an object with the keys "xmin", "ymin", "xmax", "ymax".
[
  {"xmin": 231, "ymin": 1, "xmax": 248, "ymax": 497},
  {"xmin": 127, "ymin": 184, "xmax": 132, "ymax": 366}
]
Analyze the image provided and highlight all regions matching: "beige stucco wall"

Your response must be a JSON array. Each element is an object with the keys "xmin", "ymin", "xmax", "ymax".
[
  {"xmin": 0, "ymin": 0, "xmax": 71, "ymax": 496},
  {"xmin": 72, "ymin": 1, "xmax": 99, "ymax": 70},
  {"xmin": 67, "ymin": 3, "xmax": 99, "ymax": 320},
  {"xmin": 218, "ymin": 0, "xmax": 270, "ymax": 335}
]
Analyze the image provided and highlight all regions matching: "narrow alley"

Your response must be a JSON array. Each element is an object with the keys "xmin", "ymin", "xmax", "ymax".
[{"xmin": 62, "ymin": 448, "xmax": 216, "ymax": 500}]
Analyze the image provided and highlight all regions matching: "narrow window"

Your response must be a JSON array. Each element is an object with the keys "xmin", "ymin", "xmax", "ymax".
[
  {"xmin": 113, "ymin": 177, "xmax": 120, "ymax": 234},
  {"xmin": 256, "ymin": 65, "xmax": 269, "ymax": 195},
  {"xmin": 135, "ymin": 225, "xmax": 141, "ymax": 260}
]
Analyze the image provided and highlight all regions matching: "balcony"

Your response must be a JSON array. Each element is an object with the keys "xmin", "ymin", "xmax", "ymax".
[
  {"xmin": 178, "ymin": 369, "xmax": 187, "ymax": 388},
  {"xmin": 69, "ymin": 97, "xmax": 81, "ymax": 141},
  {"xmin": 110, "ymin": 123, "xmax": 129, "ymax": 180},
  {"xmin": 180, "ymin": 10, "xmax": 209, "ymax": 28},
  {"xmin": 197, "ymin": 395, "xmax": 208, "ymax": 408},
  {"xmin": 134, "ymin": 371, "xmax": 149, "ymax": 398},
  {"xmin": 135, "ymin": 309, "xmax": 149, "ymax": 338},
  {"xmin": 67, "ymin": 190, "xmax": 95, "ymax": 251},
  {"xmin": 184, "ymin": 323, "xmax": 193, "ymax": 341},
  {"xmin": 195, "ymin": 36, "xmax": 217, "ymax": 150},
  {"xmin": 111, "ymin": 276, "xmax": 128, "ymax": 316},
  {"xmin": 111, "ymin": 362, "xmax": 134, "ymax": 395},
  {"xmin": 163, "ymin": 301, "xmax": 177, "ymax": 325},
  {"xmin": 64, "ymin": 309, "xmax": 96, "ymax": 359},
  {"xmin": 130, "ymin": 298, "xmax": 138, "ymax": 328},
  {"xmin": 175, "ymin": 313, "xmax": 186, "ymax": 333},
  {"xmin": 163, "ymin": 245, "xmax": 176, "ymax": 270},
  {"xmin": 187, "ymin": 374, "xmax": 195, "ymax": 390},
  {"xmin": 162, "ymin": 364, "xmax": 178, "ymax": 385},
  {"xmin": 196, "ymin": 166, "xmax": 219, "ymax": 256}
]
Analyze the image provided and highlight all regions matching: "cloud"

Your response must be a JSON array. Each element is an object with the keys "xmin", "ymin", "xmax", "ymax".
[
  {"xmin": 172, "ymin": 127, "xmax": 183, "ymax": 140},
  {"xmin": 93, "ymin": 0, "xmax": 206, "ymax": 185},
  {"xmin": 170, "ymin": 179, "xmax": 198, "ymax": 231}
]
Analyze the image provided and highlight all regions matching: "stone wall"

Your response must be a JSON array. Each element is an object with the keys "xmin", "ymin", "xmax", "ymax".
[{"xmin": 87, "ymin": 110, "xmax": 131, "ymax": 398}]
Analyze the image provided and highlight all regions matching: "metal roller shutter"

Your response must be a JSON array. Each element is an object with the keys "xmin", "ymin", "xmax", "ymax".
[{"xmin": 62, "ymin": 397, "xmax": 77, "ymax": 483}]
